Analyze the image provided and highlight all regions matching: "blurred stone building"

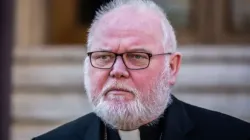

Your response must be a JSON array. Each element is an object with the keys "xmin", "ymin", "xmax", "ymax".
[{"xmin": 12, "ymin": 0, "xmax": 250, "ymax": 140}]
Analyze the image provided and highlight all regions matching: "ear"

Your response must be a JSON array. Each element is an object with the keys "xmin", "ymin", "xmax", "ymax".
[{"xmin": 169, "ymin": 52, "xmax": 182, "ymax": 85}]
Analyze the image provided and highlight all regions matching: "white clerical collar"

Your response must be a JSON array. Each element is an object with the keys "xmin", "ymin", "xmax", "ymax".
[{"xmin": 118, "ymin": 129, "xmax": 140, "ymax": 140}]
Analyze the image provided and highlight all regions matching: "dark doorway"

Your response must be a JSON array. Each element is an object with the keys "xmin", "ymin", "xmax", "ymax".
[
  {"xmin": 50, "ymin": 0, "xmax": 112, "ymax": 45},
  {"xmin": 78, "ymin": 0, "xmax": 112, "ymax": 24}
]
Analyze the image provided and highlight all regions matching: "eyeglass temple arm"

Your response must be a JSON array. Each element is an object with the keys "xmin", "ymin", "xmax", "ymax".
[{"xmin": 152, "ymin": 52, "xmax": 173, "ymax": 56}]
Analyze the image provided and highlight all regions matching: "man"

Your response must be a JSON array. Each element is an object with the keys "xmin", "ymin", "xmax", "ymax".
[{"xmin": 33, "ymin": 0, "xmax": 250, "ymax": 140}]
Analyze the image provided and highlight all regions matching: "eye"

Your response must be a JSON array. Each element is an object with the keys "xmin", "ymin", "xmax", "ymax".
[
  {"xmin": 91, "ymin": 52, "xmax": 115, "ymax": 61},
  {"xmin": 134, "ymin": 55, "xmax": 143, "ymax": 59},
  {"xmin": 99, "ymin": 55, "xmax": 110, "ymax": 59},
  {"xmin": 127, "ymin": 53, "xmax": 148, "ymax": 59},
  {"xmin": 96, "ymin": 54, "xmax": 115, "ymax": 62}
]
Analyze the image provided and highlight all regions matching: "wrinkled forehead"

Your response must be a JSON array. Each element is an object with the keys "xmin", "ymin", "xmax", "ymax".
[{"xmin": 91, "ymin": 5, "xmax": 164, "ymax": 49}]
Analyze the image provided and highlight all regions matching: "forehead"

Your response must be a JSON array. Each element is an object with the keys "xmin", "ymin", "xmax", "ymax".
[{"xmin": 91, "ymin": 5, "xmax": 164, "ymax": 52}]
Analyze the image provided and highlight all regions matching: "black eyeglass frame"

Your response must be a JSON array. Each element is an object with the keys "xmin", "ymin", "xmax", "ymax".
[{"xmin": 87, "ymin": 51, "xmax": 173, "ymax": 70}]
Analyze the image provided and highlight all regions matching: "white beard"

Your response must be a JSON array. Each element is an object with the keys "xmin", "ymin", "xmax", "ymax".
[{"xmin": 83, "ymin": 58, "xmax": 172, "ymax": 130}]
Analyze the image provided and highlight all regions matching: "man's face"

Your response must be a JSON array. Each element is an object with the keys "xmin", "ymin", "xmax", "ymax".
[{"xmin": 84, "ymin": 6, "xmax": 172, "ymax": 130}]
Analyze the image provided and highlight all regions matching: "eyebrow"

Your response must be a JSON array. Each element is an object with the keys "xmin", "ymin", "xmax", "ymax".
[
  {"xmin": 127, "ymin": 48, "xmax": 152, "ymax": 54},
  {"xmin": 91, "ymin": 48, "xmax": 152, "ymax": 54},
  {"xmin": 92, "ymin": 48, "xmax": 112, "ymax": 52}
]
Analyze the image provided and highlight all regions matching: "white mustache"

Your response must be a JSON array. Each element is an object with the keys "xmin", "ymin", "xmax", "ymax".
[{"xmin": 101, "ymin": 81, "xmax": 139, "ymax": 97}]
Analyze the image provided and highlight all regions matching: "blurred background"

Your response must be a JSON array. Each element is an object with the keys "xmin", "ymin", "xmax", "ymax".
[{"xmin": 0, "ymin": 0, "xmax": 249, "ymax": 140}]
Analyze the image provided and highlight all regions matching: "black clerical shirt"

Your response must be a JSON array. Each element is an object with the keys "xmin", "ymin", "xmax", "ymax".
[
  {"xmin": 32, "ymin": 95, "xmax": 250, "ymax": 140},
  {"xmin": 105, "ymin": 116, "xmax": 165, "ymax": 140}
]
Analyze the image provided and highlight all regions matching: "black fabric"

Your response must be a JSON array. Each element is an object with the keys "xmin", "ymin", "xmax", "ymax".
[
  {"xmin": 139, "ymin": 113, "xmax": 166, "ymax": 140},
  {"xmin": 32, "ymin": 95, "xmax": 250, "ymax": 140},
  {"xmin": 107, "ymin": 126, "xmax": 120, "ymax": 140},
  {"xmin": 139, "ymin": 121, "xmax": 162, "ymax": 140},
  {"xmin": 106, "ymin": 115, "xmax": 164, "ymax": 140}
]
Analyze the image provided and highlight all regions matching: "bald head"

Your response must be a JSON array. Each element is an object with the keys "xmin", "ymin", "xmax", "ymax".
[{"xmin": 87, "ymin": 0, "xmax": 177, "ymax": 52}]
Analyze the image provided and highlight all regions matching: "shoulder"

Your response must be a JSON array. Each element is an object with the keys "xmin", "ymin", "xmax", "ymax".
[
  {"xmin": 32, "ymin": 113, "xmax": 99, "ymax": 140},
  {"xmin": 181, "ymin": 100, "xmax": 250, "ymax": 139}
]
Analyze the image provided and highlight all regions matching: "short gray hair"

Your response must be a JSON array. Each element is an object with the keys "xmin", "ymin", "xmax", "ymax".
[{"xmin": 87, "ymin": 0, "xmax": 177, "ymax": 52}]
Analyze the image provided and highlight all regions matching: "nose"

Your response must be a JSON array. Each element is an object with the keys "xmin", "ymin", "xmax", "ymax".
[{"xmin": 110, "ymin": 56, "xmax": 129, "ymax": 78}]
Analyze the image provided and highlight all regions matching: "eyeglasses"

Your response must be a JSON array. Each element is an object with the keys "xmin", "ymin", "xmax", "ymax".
[{"xmin": 87, "ymin": 51, "xmax": 172, "ymax": 70}]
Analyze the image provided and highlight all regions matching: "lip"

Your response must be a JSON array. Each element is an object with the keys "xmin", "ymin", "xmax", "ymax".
[
  {"xmin": 106, "ymin": 89, "xmax": 130, "ymax": 94},
  {"xmin": 105, "ymin": 88, "xmax": 135, "ymax": 100}
]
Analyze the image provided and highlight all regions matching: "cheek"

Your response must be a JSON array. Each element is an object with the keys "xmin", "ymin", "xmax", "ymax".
[
  {"xmin": 89, "ymin": 68, "xmax": 109, "ymax": 95},
  {"xmin": 130, "ymin": 66, "xmax": 166, "ymax": 100},
  {"xmin": 131, "ymin": 71, "xmax": 158, "ymax": 94}
]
